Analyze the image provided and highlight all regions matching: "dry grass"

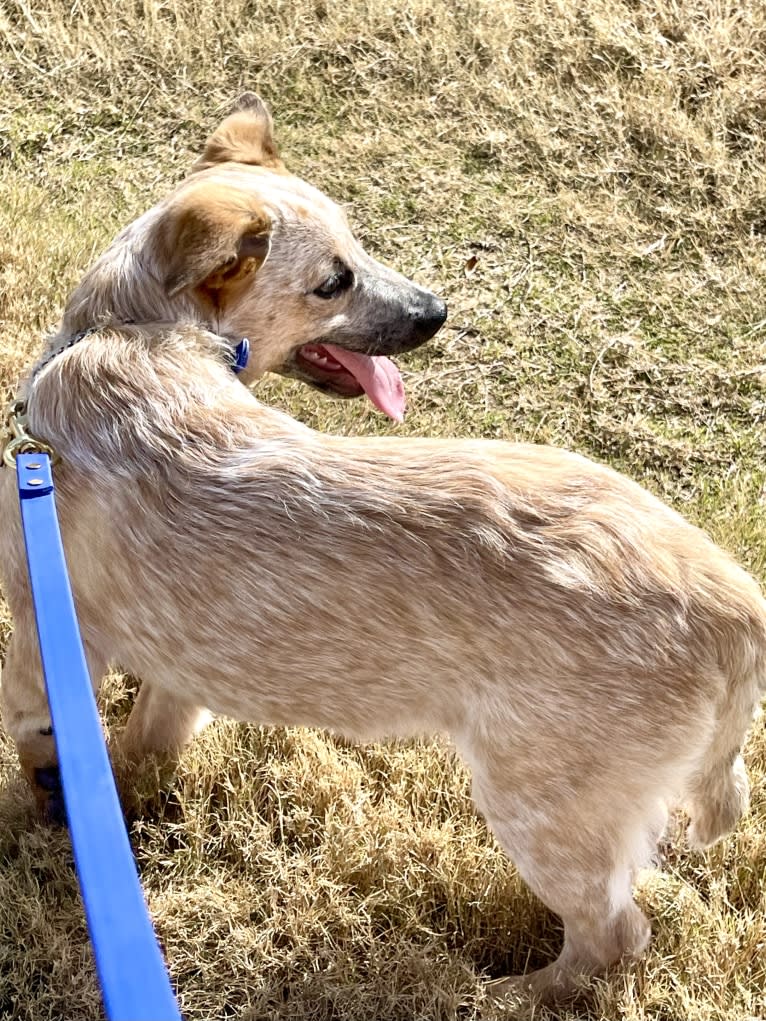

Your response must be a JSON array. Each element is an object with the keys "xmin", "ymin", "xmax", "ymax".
[{"xmin": 1, "ymin": 1, "xmax": 766, "ymax": 1018}]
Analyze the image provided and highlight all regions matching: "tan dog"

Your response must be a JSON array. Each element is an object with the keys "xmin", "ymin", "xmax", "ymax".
[{"xmin": 1, "ymin": 99, "xmax": 763, "ymax": 1004}]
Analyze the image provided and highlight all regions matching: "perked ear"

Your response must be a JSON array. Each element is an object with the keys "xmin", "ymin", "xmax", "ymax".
[
  {"xmin": 161, "ymin": 189, "xmax": 272, "ymax": 299},
  {"xmin": 192, "ymin": 93, "xmax": 288, "ymax": 174}
]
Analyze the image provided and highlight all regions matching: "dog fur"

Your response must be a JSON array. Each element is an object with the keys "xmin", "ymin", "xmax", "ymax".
[{"xmin": 1, "ymin": 98, "xmax": 764, "ymax": 1003}]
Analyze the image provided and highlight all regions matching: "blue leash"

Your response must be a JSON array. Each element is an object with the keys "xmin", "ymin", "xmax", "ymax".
[{"xmin": 16, "ymin": 451, "xmax": 182, "ymax": 1021}]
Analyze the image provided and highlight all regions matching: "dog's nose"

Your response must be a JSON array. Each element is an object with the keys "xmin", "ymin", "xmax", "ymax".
[{"xmin": 411, "ymin": 295, "xmax": 448, "ymax": 340}]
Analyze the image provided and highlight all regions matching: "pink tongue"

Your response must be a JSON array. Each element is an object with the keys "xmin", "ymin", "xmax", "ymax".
[{"xmin": 322, "ymin": 344, "xmax": 405, "ymax": 422}]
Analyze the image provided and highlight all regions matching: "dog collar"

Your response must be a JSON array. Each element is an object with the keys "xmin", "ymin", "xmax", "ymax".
[
  {"xmin": 31, "ymin": 327, "xmax": 98, "ymax": 381},
  {"xmin": 33, "ymin": 328, "xmax": 250, "ymax": 380}
]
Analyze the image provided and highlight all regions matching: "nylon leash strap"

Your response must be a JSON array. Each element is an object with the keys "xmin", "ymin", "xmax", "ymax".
[{"xmin": 16, "ymin": 452, "xmax": 182, "ymax": 1021}]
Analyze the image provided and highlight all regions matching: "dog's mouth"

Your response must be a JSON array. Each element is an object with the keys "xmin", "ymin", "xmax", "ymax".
[{"xmin": 296, "ymin": 343, "xmax": 406, "ymax": 422}]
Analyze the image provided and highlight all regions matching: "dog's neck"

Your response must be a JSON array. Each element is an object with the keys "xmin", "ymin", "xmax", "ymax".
[
  {"xmin": 56, "ymin": 210, "xmax": 189, "ymax": 339},
  {"xmin": 41, "ymin": 227, "xmax": 250, "ymax": 379},
  {"xmin": 49, "ymin": 206, "xmax": 245, "ymax": 363},
  {"xmin": 41, "ymin": 209, "xmax": 247, "ymax": 380},
  {"xmin": 32, "ymin": 325, "xmax": 250, "ymax": 386}
]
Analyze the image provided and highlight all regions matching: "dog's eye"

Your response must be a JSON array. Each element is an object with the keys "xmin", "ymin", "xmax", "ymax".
[{"xmin": 313, "ymin": 266, "xmax": 353, "ymax": 299}]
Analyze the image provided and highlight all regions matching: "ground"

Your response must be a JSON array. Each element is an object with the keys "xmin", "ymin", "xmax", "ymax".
[{"xmin": 0, "ymin": 1, "xmax": 765, "ymax": 1018}]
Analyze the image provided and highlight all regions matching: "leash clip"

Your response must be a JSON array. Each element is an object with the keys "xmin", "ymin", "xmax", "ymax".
[{"xmin": 2, "ymin": 399, "xmax": 59, "ymax": 469}]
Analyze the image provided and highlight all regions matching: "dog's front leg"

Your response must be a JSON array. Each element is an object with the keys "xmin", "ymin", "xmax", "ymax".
[
  {"xmin": 117, "ymin": 681, "xmax": 211, "ymax": 805},
  {"xmin": 1, "ymin": 602, "xmax": 107, "ymax": 823}
]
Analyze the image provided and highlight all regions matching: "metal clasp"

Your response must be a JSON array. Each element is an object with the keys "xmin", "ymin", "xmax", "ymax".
[{"xmin": 2, "ymin": 399, "xmax": 59, "ymax": 469}]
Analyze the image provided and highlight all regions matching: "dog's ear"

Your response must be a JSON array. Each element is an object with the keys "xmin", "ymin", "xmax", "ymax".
[
  {"xmin": 162, "ymin": 192, "xmax": 272, "ymax": 299},
  {"xmin": 192, "ymin": 93, "xmax": 287, "ymax": 174}
]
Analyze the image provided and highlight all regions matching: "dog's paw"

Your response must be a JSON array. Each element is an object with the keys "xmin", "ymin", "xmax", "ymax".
[{"xmin": 33, "ymin": 765, "xmax": 67, "ymax": 826}]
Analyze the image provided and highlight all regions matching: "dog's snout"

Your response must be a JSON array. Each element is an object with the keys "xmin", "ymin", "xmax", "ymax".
[{"xmin": 410, "ymin": 295, "xmax": 448, "ymax": 340}]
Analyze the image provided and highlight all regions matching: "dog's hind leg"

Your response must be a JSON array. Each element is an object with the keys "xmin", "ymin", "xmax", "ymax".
[
  {"xmin": 686, "ymin": 752, "xmax": 749, "ymax": 849},
  {"xmin": 682, "ymin": 666, "xmax": 760, "ymax": 849},
  {"xmin": 471, "ymin": 766, "xmax": 659, "ymax": 1004}
]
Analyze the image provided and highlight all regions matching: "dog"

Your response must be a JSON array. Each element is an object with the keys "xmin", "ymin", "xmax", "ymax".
[{"xmin": 0, "ymin": 97, "xmax": 763, "ymax": 1004}]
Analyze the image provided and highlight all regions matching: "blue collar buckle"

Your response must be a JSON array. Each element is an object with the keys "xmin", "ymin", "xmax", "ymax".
[{"xmin": 232, "ymin": 337, "xmax": 250, "ymax": 374}]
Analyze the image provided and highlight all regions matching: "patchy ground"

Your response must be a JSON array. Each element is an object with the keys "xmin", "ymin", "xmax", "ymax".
[{"xmin": 1, "ymin": 1, "xmax": 765, "ymax": 1018}]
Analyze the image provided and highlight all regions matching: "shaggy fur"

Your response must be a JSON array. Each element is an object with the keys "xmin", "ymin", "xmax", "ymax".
[{"xmin": 1, "ymin": 98, "xmax": 764, "ymax": 1003}]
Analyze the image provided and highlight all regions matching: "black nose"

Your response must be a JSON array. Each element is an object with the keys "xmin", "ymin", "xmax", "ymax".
[{"xmin": 411, "ymin": 295, "xmax": 448, "ymax": 340}]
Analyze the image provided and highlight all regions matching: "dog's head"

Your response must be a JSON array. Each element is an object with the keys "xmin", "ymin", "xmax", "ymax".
[{"xmin": 63, "ymin": 94, "xmax": 447, "ymax": 421}]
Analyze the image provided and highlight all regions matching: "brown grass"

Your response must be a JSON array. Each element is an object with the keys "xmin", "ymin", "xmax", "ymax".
[{"xmin": 1, "ymin": 1, "xmax": 766, "ymax": 1018}]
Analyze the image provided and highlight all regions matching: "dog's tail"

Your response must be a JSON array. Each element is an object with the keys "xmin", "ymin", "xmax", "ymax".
[{"xmin": 684, "ymin": 603, "xmax": 766, "ymax": 849}]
